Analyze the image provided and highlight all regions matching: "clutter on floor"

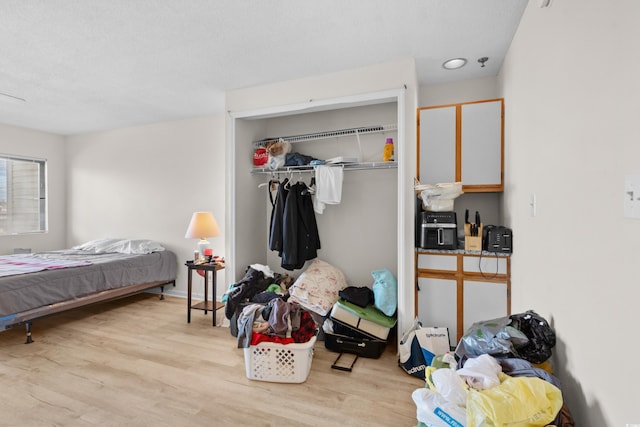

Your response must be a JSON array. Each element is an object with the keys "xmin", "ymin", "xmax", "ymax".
[
  {"xmin": 321, "ymin": 267, "xmax": 398, "ymax": 369},
  {"xmin": 224, "ymin": 261, "xmax": 398, "ymax": 381},
  {"xmin": 221, "ymin": 262, "xmax": 318, "ymax": 383},
  {"xmin": 404, "ymin": 310, "xmax": 576, "ymax": 427}
]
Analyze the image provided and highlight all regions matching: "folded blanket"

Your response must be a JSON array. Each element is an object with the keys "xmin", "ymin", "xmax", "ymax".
[{"xmin": 0, "ymin": 254, "xmax": 92, "ymax": 278}]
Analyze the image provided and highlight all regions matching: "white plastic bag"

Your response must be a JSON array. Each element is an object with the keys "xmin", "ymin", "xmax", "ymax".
[
  {"xmin": 456, "ymin": 354, "xmax": 502, "ymax": 390},
  {"xmin": 412, "ymin": 388, "xmax": 467, "ymax": 427},
  {"xmin": 431, "ymin": 368, "xmax": 468, "ymax": 407},
  {"xmin": 399, "ymin": 319, "xmax": 450, "ymax": 379},
  {"xmin": 419, "ymin": 182, "xmax": 463, "ymax": 211}
]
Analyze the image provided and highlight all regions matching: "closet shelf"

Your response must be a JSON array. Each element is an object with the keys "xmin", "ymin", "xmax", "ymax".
[
  {"xmin": 251, "ymin": 162, "xmax": 397, "ymax": 175},
  {"xmin": 253, "ymin": 123, "xmax": 397, "ymax": 147}
]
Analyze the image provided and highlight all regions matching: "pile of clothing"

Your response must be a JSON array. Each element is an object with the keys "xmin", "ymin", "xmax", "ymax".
[
  {"xmin": 223, "ymin": 263, "xmax": 293, "ymax": 321},
  {"xmin": 236, "ymin": 298, "xmax": 317, "ymax": 348},
  {"xmin": 222, "ymin": 263, "xmax": 317, "ymax": 348}
]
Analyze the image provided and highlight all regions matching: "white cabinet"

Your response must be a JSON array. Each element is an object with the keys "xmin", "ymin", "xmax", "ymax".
[
  {"xmin": 463, "ymin": 280, "xmax": 508, "ymax": 334},
  {"xmin": 416, "ymin": 251, "xmax": 510, "ymax": 347},
  {"xmin": 418, "ymin": 99, "xmax": 504, "ymax": 192},
  {"xmin": 461, "ymin": 101, "xmax": 503, "ymax": 187},
  {"xmin": 417, "ymin": 106, "xmax": 456, "ymax": 184},
  {"xmin": 417, "ymin": 276, "xmax": 457, "ymax": 347}
]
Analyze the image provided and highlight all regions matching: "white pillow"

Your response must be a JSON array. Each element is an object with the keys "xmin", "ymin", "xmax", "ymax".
[
  {"xmin": 73, "ymin": 238, "xmax": 165, "ymax": 254},
  {"xmin": 72, "ymin": 238, "xmax": 121, "ymax": 252},
  {"xmin": 288, "ymin": 259, "xmax": 347, "ymax": 316}
]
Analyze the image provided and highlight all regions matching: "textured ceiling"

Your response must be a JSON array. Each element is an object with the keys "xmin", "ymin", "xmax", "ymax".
[{"xmin": 0, "ymin": 0, "xmax": 527, "ymax": 135}]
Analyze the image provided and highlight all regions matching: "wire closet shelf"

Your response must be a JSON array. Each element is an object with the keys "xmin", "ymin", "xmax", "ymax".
[
  {"xmin": 251, "ymin": 123, "xmax": 398, "ymax": 174},
  {"xmin": 252, "ymin": 123, "xmax": 397, "ymax": 147}
]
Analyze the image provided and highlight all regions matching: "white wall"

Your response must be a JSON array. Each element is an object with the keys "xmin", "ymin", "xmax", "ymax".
[
  {"xmin": 500, "ymin": 1, "xmax": 640, "ymax": 425},
  {"xmin": 0, "ymin": 123, "xmax": 66, "ymax": 254},
  {"xmin": 65, "ymin": 116, "xmax": 226, "ymax": 300},
  {"xmin": 418, "ymin": 77, "xmax": 499, "ymax": 107}
]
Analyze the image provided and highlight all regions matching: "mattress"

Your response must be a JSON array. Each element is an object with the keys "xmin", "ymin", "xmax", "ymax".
[
  {"xmin": 329, "ymin": 299, "xmax": 396, "ymax": 341},
  {"xmin": 0, "ymin": 249, "xmax": 177, "ymax": 320}
]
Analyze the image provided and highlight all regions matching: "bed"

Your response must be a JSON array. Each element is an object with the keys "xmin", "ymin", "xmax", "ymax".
[{"xmin": 0, "ymin": 238, "xmax": 177, "ymax": 343}]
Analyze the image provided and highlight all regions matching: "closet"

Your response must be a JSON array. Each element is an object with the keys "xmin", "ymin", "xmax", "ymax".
[
  {"xmin": 235, "ymin": 103, "xmax": 397, "ymax": 285},
  {"xmin": 227, "ymin": 89, "xmax": 412, "ymax": 339}
]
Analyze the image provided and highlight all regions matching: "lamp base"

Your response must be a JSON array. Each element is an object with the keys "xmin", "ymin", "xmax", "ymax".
[{"xmin": 197, "ymin": 239, "xmax": 214, "ymax": 262}]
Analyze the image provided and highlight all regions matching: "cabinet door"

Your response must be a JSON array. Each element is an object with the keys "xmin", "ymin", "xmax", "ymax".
[
  {"xmin": 463, "ymin": 280, "xmax": 508, "ymax": 334},
  {"xmin": 417, "ymin": 253, "xmax": 457, "ymax": 271},
  {"xmin": 418, "ymin": 106, "xmax": 456, "ymax": 184},
  {"xmin": 417, "ymin": 277, "xmax": 457, "ymax": 348},
  {"xmin": 461, "ymin": 100, "xmax": 503, "ymax": 189},
  {"xmin": 463, "ymin": 255, "xmax": 508, "ymax": 275}
]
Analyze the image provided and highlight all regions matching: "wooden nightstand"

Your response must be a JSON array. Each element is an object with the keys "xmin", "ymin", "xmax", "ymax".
[{"xmin": 185, "ymin": 261, "xmax": 225, "ymax": 326}]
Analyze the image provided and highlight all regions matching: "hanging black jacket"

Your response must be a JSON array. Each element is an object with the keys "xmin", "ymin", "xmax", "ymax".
[
  {"xmin": 281, "ymin": 182, "xmax": 320, "ymax": 270},
  {"xmin": 269, "ymin": 178, "xmax": 288, "ymax": 255}
]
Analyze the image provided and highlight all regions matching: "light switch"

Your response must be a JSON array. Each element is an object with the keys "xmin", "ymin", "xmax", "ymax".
[
  {"xmin": 624, "ymin": 174, "xmax": 640, "ymax": 218},
  {"xmin": 530, "ymin": 193, "xmax": 537, "ymax": 217}
]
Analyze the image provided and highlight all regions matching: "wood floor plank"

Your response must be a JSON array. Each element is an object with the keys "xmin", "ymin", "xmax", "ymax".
[{"xmin": 0, "ymin": 294, "xmax": 423, "ymax": 426}]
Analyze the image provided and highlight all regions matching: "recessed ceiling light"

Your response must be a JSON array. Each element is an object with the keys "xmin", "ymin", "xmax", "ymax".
[{"xmin": 442, "ymin": 58, "xmax": 467, "ymax": 70}]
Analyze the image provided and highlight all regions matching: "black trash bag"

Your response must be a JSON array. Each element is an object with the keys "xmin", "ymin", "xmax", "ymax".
[{"xmin": 509, "ymin": 310, "xmax": 556, "ymax": 364}]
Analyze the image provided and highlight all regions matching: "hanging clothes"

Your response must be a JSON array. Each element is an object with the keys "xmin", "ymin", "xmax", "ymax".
[
  {"xmin": 313, "ymin": 165, "xmax": 344, "ymax": 214},
  {"xmin": 281, "ymin": 181, "xmax": 321, "ymax": 270},
  {"xmin": 269, "ymin": 178, "xmax": 289, "ymax": 255}
]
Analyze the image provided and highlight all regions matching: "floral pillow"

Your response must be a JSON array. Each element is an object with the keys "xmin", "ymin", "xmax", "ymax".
[{"xmin": 288, "ymin": 259, "xmax": 347, "ymax": 316}]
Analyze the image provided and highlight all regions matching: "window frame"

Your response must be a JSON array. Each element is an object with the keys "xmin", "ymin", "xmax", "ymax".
[{"xmin": 0, "ymin": 154, "xmax": 48, "ymax": 236}]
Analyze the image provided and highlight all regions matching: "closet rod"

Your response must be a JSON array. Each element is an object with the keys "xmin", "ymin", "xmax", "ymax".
[{"xmin": 253, "ymin": 123, "xmax": 397, "ymax": 147}]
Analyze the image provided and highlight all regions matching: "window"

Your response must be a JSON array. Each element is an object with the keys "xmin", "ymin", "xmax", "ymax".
[{"xmin": 0, "ymin": 155, "xmax": 47, "ymax": 235}]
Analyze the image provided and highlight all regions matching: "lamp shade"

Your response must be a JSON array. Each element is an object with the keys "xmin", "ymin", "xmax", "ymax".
[{"xmin": 185, "ymin": 212, "xmax": 220, "ymax": 239}]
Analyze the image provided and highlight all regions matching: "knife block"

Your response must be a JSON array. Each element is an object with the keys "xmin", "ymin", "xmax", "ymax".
[{"xmin": 464, "ymin": 223, "xmax": 483, "ymax": 251}]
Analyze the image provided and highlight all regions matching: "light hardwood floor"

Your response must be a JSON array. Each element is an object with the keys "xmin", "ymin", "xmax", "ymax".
[{"xmin": 0, "ymin": 294, "xmax": 423, "ymax": 427}]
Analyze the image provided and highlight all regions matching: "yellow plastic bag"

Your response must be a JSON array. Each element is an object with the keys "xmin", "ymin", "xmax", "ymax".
[{"xmin": 466, "ymin": 373, "xmax": 562, "ymax": 427}]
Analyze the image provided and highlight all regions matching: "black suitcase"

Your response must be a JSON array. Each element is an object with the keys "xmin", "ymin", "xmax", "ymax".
[{"xmin": 324, "ymin": 319, "xmax": 386, "ymax": 359}]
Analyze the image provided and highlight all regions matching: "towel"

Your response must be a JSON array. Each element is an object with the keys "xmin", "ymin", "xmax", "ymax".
[{"xmin": 313, "ymin": 165, "xmax": 343, "ymax": 214}]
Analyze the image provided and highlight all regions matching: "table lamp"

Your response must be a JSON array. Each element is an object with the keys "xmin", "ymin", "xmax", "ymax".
[{"xmin": 185, "ymin": 211, "xmax": 220, "ymax": 259}]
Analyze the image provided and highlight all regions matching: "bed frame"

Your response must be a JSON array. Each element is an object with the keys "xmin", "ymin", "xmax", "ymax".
[
  {"xmin": 1, "ymin": 245, "xmax": 179, "ymax": 344},
  {"xmin": 3, "ymin": 279, "xmax": 175, "ymax": 344}
]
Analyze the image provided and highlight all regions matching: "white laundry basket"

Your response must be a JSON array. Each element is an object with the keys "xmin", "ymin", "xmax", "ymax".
[{"xmin": 243, "ymin": 336, "xmax": 316, "ymax": 383}]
